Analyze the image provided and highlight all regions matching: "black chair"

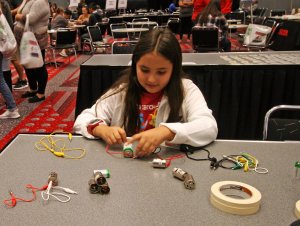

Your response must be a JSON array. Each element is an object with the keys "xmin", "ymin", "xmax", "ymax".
[
  {"xmin": 167, "ymin": 18, "xmax": 180, "ymax": 34},
  {"xmin": 111, "ymin": 40, "xmax": 138, "ymax": 54},
  {"xmin": 129, "ymin": 18, "xmax": 151, "ymax": 39},
  {"xmin": 96, "ymin": 22, "xmax": 108, "ymax": 36},
  {"xmin": 110, "ymin": 23, "xmax": 129, "ymax": 39},
  {"xmin": 252, "ymin": 8, "xmax": 268, "ymax": 17},
  {"xmin": 263, "ymin": 105, "xmax": 300, "ymax": 141},
  {"xmin": 242, "ymin": 20, "xmax": 280, "ymax": 51},
  {"xmin": 270, "ymin": 9, "xmax": 286, "ymax": 17},
  {"xmin": 192, "ymin": 26, "xmax": 220, "ymax": 52},
  {"xmin": 245, "ymin": 8, "xmax": 268, "ymax": 24},
  {"xmin": 252, "ymin": 16, "xmax": 266, "ymax": 25},
  {"xmin": 107, "ymin": 16, "xmax": 124, "ymax": 35},
  {"xmin": 229, "ymin": 11, "xmax": 246, "ymax": 24},
  {"xmin": 83, "ymin": 25, "xmax": 110, "ymax": 54},
  {"xmin": 49, "ymin": 29, "xmax": 77, "ymax": 68}
]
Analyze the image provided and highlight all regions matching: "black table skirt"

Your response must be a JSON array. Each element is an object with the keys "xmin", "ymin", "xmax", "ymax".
[{"xmin": 76, "ymin": 64, "xmax": 300, "ymax": 140}]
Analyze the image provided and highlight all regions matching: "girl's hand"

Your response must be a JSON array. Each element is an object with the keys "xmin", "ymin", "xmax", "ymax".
[
  {"xmin": 15, "ymin": 14, "xmax": 23, "ymax": 21},
  {"xmin": 93, "ymin": 125, "xmax": 127, "ymax": 145},
  {"xmin": 128, "ymin": 126, "xmax": 175, "ymax": 158}
]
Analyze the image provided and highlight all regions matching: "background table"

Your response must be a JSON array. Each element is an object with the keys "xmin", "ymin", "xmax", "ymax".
[
  {"xmin": 76, "ymin": 52, "xmax": 300, "ymax": 140},
  {"xmin": 1, "ymin": 134, "xmax": 300, "ymax": 226}
]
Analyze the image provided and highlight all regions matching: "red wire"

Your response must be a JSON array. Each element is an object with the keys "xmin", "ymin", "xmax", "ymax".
[
  {"xmin": 105, "ymin": 144, "xmax": 123, "ymax": 155},
  {"xmin": 3, "ymin": 184, "xmax": 48, "ymax": 208},
  {"xmin": 156, "ymin": 153, "xmax": 185, "ymax": 167}
]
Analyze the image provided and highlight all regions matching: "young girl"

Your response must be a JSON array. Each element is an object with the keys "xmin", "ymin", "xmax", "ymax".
[{"xmin": 73, "ymin": 28, "xmax": 218, "ymax": 157}]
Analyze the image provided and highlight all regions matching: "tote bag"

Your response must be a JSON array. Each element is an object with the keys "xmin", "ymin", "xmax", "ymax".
[
  {"xmin": 20, "ymin": 15, "xmax": 43, "ymax": 69},
  {"xmin": 243, "ymin": 24, "xmax": 272, "ymax": 46},
  {"xmin": 0, "ymin": 9, "xmax": 17, "ymax": 57}
]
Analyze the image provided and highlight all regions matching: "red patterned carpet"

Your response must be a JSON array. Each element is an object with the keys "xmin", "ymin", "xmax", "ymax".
[{"xmin": 0, "ymin": 54, "xmax": 85, "ymax": 151}]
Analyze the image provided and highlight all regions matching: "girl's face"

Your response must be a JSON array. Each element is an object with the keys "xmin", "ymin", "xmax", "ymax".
[
  {"xmin": 136, "ymin": 52, "xmax": 173, "ymax": 94},
  {"xmin": 82, "ymin": 7, "xmax": 88, "ymax": 15}
]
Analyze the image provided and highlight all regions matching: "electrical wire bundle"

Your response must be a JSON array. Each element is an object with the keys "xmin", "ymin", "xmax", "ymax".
[
  {"xmin": 217, "ymin": 152, "xmax": 268, "ymax": 174},
  {"xmin": 35, "ymin": 132, "xmax": 86, "ymax": 159},
  {"xmin": 4, "ymin": 172, "xmax": 77, "ymax": 207},
  {"xmin": 41, "ymin": 172, "xmax": 77, "ymax": 203}
]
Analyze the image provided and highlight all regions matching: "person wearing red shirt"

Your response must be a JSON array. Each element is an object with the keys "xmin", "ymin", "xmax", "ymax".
[
  {"xmin": 220, "ymin": 0, "xmax": 232, "ymax": 16},
  {"xmin": 192, "ymin": 0, "xmax": 210, "ymax": 22}
]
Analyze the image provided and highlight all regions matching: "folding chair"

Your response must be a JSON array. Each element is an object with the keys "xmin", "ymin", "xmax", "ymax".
[
  {"xmin": 111, "ymin": 40, "xmax": 138, "ymax": 54},
  {"xmin": 192, "ymin": 26, "xmax": 220, "ymax": 52},
  {"xmin": 263, "ymin": 105, "xmax": 300, "ymax": 141},
  {"xmin": 96, "ymin": 22, "xmax": 108, "ymax": 36},
  {"xmin": 167, "ymin": 18, "xmax": 180, "ymax": 34},
  {"xmin": 242, "ymin": 21, "xmax": 280, "ymax": 51},
  {"xmin": 110, "ymin": 23, "xmax": 129, "ymax": 39},
  {"xmin": 131, "ymin": 19, "xmax": 158, "ymax": 29},
  {"xmin": 83, "ymin": 25, "xmax": 110, "ymax": 54},
  {"xmin": 107, "ymin": 16, "xmax": 124, "ymax": 36},
  {"xmin": 229, "ymin": 11, "xmax": 246, "ymax": 24},
  {"xmin": 49, "ymin": 29, "xmax": 77, "ymax": 68}
]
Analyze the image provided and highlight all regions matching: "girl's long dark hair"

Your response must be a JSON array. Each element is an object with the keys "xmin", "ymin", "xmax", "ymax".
[
  {"xmin": 99, "ymin": 28, "xmax": 185, "ymax": 136},
  {"xmin": 198, "ymin": 0, "xmax": 222, "ymax": 25}
]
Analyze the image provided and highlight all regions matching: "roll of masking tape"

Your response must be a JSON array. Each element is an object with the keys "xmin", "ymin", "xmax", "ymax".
[
  {"xmin": 295, "ymin": 200, "xmax": 300, "ymax": 219},
  {"xmin": 210, "ymin": 181, "xmax": 262, "ymax": 215}
]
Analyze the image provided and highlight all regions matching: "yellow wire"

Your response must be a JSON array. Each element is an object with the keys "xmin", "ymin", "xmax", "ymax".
[{"xmin": 34, "ymin": 133, "xmax": 86, "ymax": 159}]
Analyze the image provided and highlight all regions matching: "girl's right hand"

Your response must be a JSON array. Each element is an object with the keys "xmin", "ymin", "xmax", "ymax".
[{"xmin": 93, "ymin": 125, "xmax": 127, "ymax": 145}]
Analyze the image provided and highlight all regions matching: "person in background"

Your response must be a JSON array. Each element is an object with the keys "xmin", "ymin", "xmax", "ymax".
[
  {"xmin": 77, "ymin": 0, "xmax": 86, "ymax": 17},
  {"xmin": 63, "ymin": 8, "xmax": 72, "ymax": 20},
  {"xmin": 192, "ymin": 0, "xmax": 210, "ymax": 23},
  {"xmin": 73, "ymin": 28, "xmax": 218, "ymax": 158},
  {"xmin": 14, "ymin": 0, "xmax": 50, "ymax": 103},
  {"xmin": 88, "ymin": 3, "xmax": 102, "ymax": 26},
  {"xmin": 0, "ymin": 0, "xmax": 20, "ymax": 119},
  {"xmin": 196, "ymin": 0, "xmax": 231, "ymax": 51},
  {"xmin": 51, "ymin": 7, "xmax": 68, "ymax": 30},
  {"xmin": 168, "ymin": 2, "xmax": 177, "ymax": 13},
  {"xmin": 76, "ymin": 5, "xmax": 89, "ymax": 25},
  {"xmin": 220, "ymin": 0, "xmax": 232, "ymax": 17},
  {"xmin": 50, "ymin": 7, "xmax": 69, "ymax": 57},
  {"xmin": 80, "ymin": 3, "xmax": 102, "ymax": 42},
  {"xmin": 179, "ymin": 0, "xmax": 194, "ymax": 41},
  {"xmin": 6, "ymin": 0, "xmax": 27, "ymax": 90},
  {"xmin": 50, "ymin": 2, "xmax": 57, "ymax": 17},
  {"xmin": 1, "ymin": 0, "xmax": 13, "ymax": 91},
  {"xmin": 2, "ymin": 54, "xmax": 13, "ymax": 92},
  {"xmin": 51, "ymin": 8, "xmax": 72, "ymax": 57}
]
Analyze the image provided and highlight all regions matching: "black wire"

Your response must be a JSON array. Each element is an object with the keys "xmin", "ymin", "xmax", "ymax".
[
  {"xmin": 218, "ymin": 159, "xmax": 235, "ymax": 169},
  {"xmin": 180, "ymin": 144, "xmax": 224, "ymax": 169},
  {"xmin": 218, "ymin": 155, "xmax": 241, "ymax": 169},
  {"xmin": 184, "ymin": 147, "xmax": 213, "ymax": 161}
]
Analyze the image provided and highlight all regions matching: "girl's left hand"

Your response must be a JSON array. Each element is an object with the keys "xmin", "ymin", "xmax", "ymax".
[
  {"xmin": 127, "ymin": 126, "xmax": 175, "ymax": 158},
  {"xmin": 15, "ymin": 14, "xmax": 25, "ymax": 21}
]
